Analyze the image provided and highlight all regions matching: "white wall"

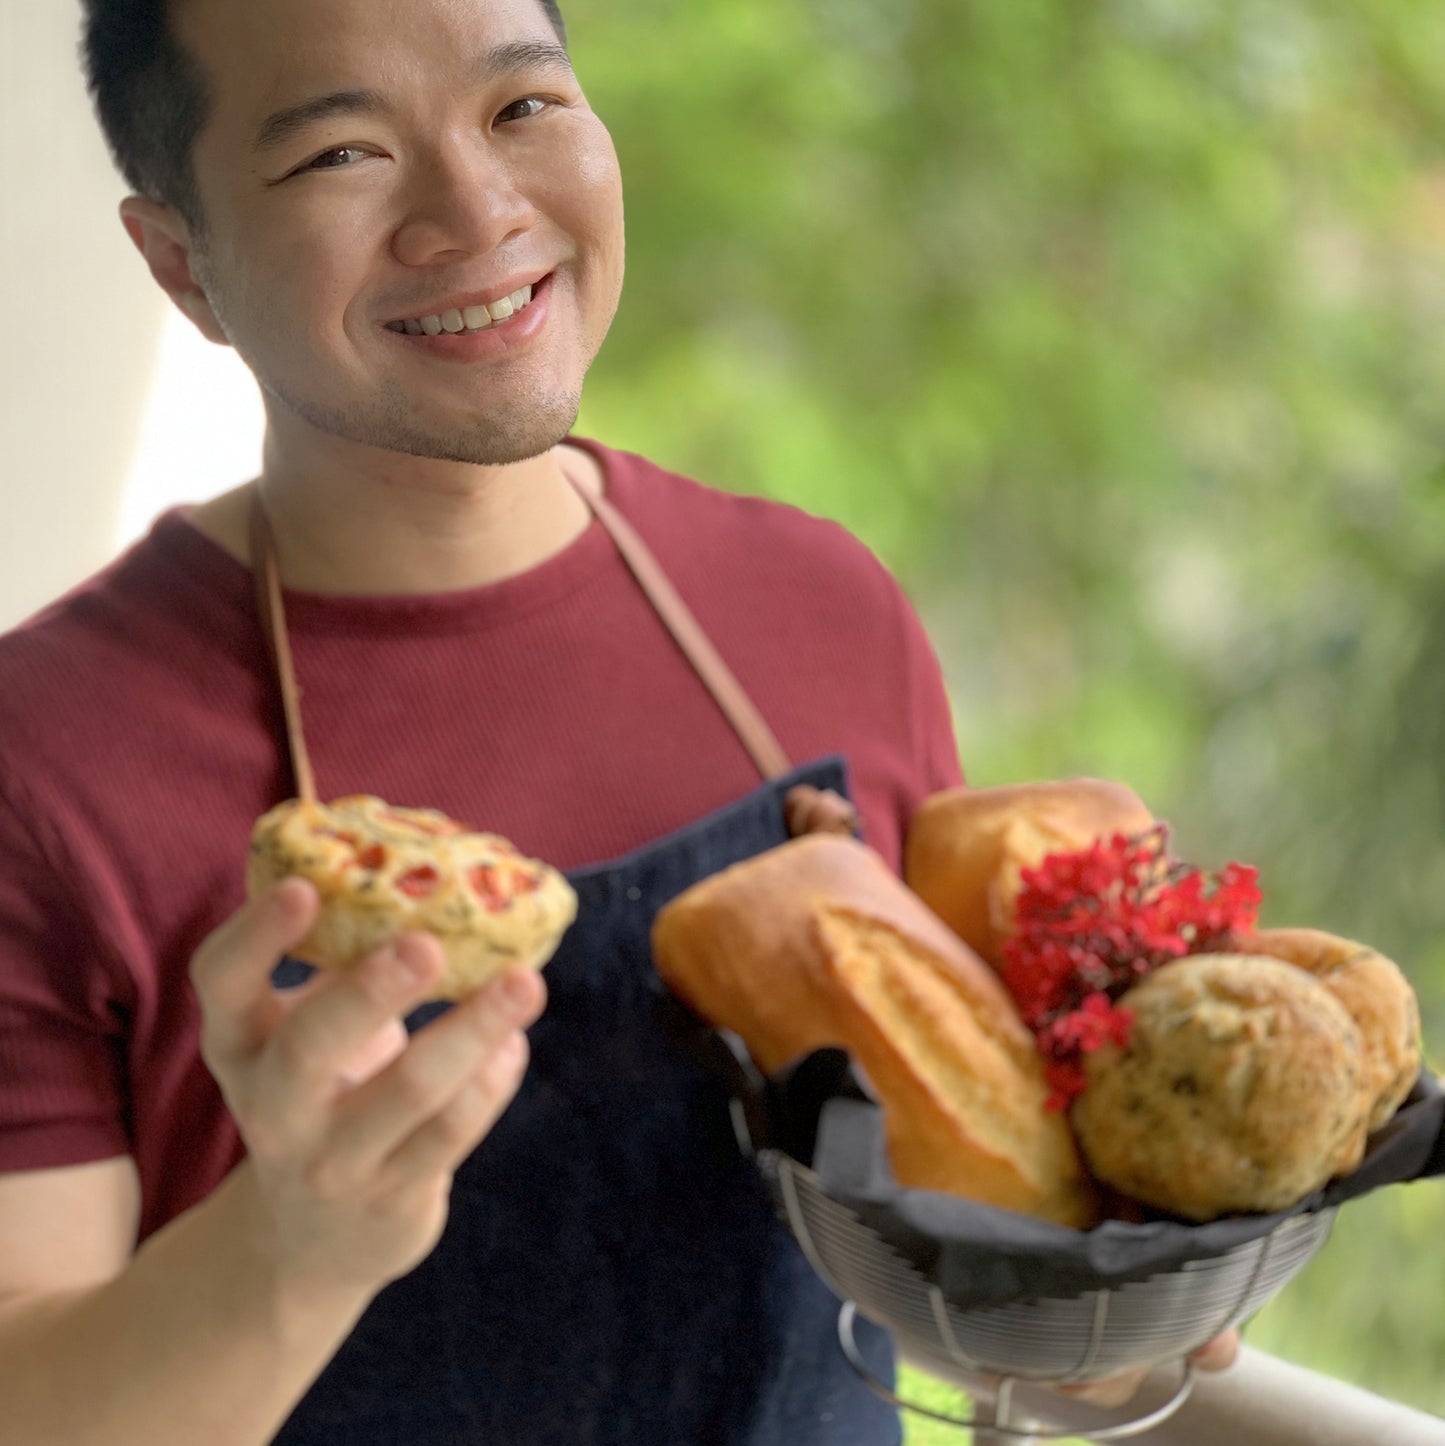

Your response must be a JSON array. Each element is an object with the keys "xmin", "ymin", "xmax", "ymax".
[{"xmin": 0, "ymin": 1, "xmax": 263, "ymax": 630}]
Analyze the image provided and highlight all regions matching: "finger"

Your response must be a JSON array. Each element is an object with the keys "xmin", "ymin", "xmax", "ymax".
[
  {"xmin": 1051, "ymin": 1366, "xmax": 1149, "ymax": 1409},
  {"xmin": 336, "ymin": 1018, "xmax": 410, "ymax": 1089},
  {"xmin": 379, "ymin": 1028, "xmax": 532, "ymax": 1191},
  {"xmin": 191, "ymin": 879, "xmax": 321, "ymax": 1061},
  {"xmin": 1188, "ymin": 1328, "xmax": 1240, "ymax": 1373},
  {"xmin": 259, "ymin": 932, "xmax": 448, "ymax": 1109},
  {"xmin": 322, "ymin": 970, "xmax": 545, "ymax": 1176}
]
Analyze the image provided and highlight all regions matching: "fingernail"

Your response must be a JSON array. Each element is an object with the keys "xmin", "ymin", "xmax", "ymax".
[
  {"xmin": 386, "ymin": 938, "xmax": 433, "ymax": 984},
  {"xmin": 489, "ymin": 1031, "xmax": 528, "ymax": 1081},
  {"xmin": 269, "ymin": 877, "xmax": 310, "ymax": 913},
  {"xmin": 493, "ymin": 971, "xmax": 534, "ymax": 1014}
]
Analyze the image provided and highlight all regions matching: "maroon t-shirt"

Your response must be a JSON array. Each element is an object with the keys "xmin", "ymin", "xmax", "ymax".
[{"xmin": 0, "ymin": 439, "xmax": 962, "ymax": 1240}]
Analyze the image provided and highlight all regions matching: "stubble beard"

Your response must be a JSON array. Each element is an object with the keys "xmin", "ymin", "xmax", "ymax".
[{"xmin": 260, "ymin": 371, "xmax": 584, "ymax": 467}]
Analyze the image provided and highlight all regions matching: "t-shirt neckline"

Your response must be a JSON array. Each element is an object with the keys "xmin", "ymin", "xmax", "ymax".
[{"xmin": 153, "ymin": 436, "xmax": 628, "ymax": 639}]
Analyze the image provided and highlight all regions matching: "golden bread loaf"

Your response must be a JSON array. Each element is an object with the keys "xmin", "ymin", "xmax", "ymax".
[
  {"xmin": 651, "ymin": 835, "xmax": 1097, "ymax": 1227},
  {"xmin": 1071, "ymin": 954, "xmax": 1373, "ymax": 1220},
  {"xmin": 1231, "ymin": 928, "xmax": 1421, "ymax": 1132},
  {"xmin": 903, "ymin": 779, "xmax": 1156, "ymax": 968},
  {"xmin": 247, "ymin": 795, "xmax": 578, "ymax": 1001}
]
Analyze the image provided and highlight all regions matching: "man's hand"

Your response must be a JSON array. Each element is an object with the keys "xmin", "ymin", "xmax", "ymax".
[
  {"xmin": 190, "ymin": 878, "xmax": 545, "ymax": 1302},
  {"xmin": 1048, "ymin": 1328, "xmax": 1241, "ymax": 1409}
]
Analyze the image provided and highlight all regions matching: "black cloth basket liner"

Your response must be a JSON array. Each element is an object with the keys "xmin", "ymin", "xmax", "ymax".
[{"xmin": 664, "ymin": 999, "xmax": 1445, "ymax": 1313}]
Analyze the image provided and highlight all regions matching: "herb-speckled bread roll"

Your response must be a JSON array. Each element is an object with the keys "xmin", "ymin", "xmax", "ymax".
[
  {"xmin": 247, "ymin": 795, "xmax": 578, "ymax": 1001},
  {"xmin": 1230, "ymin": 927, "xmax": 1421, "ymax": 1133},
  {"xmin": 1071, "ymin": 953, "xmax": 1374, "ymax": 1221},
  {"xmin": 652, "ymin": 834, "xmax": 1098, "ymax": 1228}
]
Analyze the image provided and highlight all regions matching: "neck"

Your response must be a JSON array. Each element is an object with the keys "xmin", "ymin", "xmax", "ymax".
[{"xmin": 188, "ymin": 429, "xmax": 601, "ymax": 596}]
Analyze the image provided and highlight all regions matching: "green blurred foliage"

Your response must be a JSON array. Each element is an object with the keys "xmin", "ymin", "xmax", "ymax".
[{"xmin": 568, "ymin": 0, "xmax": 1445, "ymax": 1430}]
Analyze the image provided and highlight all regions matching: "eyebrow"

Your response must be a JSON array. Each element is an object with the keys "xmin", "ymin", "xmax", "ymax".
[{"xmin": 250, "ymin": 40, "xmax": 574, "ymax": 156}]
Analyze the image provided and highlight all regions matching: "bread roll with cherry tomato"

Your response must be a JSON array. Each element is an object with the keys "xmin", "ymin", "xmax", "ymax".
[{"xmin": 247, "ymin": 795, "xmax": 577, "ymax": 1001}]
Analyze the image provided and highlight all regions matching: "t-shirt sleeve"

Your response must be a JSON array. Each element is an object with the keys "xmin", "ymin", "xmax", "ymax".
[
  {"xmin": 0, "ymin": 784, "xmax": 131, "ymax": 1173},
  {"xmin": 892, "ymin": 573, "xmax": 966, "ymax": 809},
  {"xmin": 778, "ymin": 510, "xmax": 965, "ymax": 849},
  {"xmin": 811, "ymin": 516, "xmax": 967, "ymax": 851}
]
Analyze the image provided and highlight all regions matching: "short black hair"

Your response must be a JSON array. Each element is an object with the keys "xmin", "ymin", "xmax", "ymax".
[{"xmin": 79, "ymin": 0, "xmax": 568, "ymax": 241}]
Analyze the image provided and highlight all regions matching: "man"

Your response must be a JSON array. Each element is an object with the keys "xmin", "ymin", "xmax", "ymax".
[{"xmin": 0, "ymin": 0, "xmax": 1233, "ymax": 1441}]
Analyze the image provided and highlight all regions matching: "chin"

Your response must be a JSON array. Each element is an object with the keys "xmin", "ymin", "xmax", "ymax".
[
  {"xmin": 288, "ymin": 388, "xmax": 583, "ymax": 468},
  {"xmin": 439, "ymin": 398, "xmax": 582, "ymax": 466}
]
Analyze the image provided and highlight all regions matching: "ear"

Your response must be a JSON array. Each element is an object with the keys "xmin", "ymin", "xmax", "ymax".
[{"xmin": 118, "ymin": 195, "xmax": 230, "ymax": 346}]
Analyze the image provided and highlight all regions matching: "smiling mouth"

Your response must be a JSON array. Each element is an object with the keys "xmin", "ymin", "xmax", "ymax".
[{"xmin": 386, "ymin": 281, "xmax": 541, "ymax": 338}]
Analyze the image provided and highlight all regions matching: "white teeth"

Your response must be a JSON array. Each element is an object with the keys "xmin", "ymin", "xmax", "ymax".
[{"xmin": 391, "ymin": 282, "xmax": 538, "ymax": 337}]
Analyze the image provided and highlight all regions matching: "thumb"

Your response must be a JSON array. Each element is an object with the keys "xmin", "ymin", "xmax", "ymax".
[
  {"xmin": 192, "ymin": 878, "xmax": 321, "ymax": 1059},
  {"xmin": 1188, "ymin": 1328, "xmax": 1241, "ymax": 1373}
]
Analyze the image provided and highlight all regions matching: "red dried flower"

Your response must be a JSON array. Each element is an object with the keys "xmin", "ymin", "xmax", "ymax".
[{"xmin": 1000, "ymin": 825, "xmax": 1261, "ymax": 1110}]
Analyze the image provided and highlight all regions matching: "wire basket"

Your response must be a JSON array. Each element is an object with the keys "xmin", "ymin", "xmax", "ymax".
[
  {"xmin": 755, "ymin": 1148, "xmax": 1335, "ymax": 1439},
  {"xmin": 683, "ymin": 1020, "xmax": 1437, "ymax": 1436}
]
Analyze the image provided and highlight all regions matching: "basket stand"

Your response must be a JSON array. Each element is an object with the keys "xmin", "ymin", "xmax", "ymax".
[{"xmin": 836, "ymin": 1300, "xmax": 1196, "ymax": 1443}]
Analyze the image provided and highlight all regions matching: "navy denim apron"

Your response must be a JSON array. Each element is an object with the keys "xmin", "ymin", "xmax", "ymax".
[{"xmin": 269, "ymin": 755, "xmax": 902, "ymax": 1445}]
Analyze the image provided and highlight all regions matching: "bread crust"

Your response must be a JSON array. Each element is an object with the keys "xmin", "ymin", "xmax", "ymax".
[
  {"xmin": 1233, "ymin": 927, "xmax": 1421, "ymax": 1132},
  {"xmin": 1071, "ymin": 954, "xmax": 1373, "ymax": 1221},
  {"xmin": 247, "ymin": 796, "xmax": 578, "ymax": 1001},
  {"xmin": 903, "ymin": 779, "xmax": 1156, "ymax": 968},
  {"xmin": 651, "ymin": 835, "xmax": 1097, "ymax": 1227}
]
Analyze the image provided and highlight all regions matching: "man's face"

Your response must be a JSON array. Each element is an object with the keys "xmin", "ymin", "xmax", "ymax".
[{"xmin": 173, "ymin": 0, "xmax": 625, "ymax": 466}]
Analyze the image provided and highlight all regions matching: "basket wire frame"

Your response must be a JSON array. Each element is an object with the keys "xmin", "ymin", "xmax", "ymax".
[
  {"xmin": 836, "ymin": 1302, "xmax": 1195, "ymax": 1443},
  {"xmin": 758, "ymin": 1150, "xmax": 1335, "ymax": 1441}
]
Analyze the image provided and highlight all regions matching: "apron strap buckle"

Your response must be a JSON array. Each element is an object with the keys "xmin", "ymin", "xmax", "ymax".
[{"xmin": 785, "ymin": 785, "xmax": 860, "ymax": 839}]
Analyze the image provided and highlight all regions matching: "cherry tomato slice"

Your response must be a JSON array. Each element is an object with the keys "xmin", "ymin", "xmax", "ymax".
[
  {"xmin": 467, "ymin": 863, "xmax": 513, "ymax": 912},
  {"xmin": 396, "ymin": 865, "xmax": 441, "ymax": 898}
]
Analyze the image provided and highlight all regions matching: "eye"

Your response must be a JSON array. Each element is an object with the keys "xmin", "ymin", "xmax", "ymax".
[
  {"xmin": 300, "ymin": 146, "xmax": 372, "ymax": 172},
  {"xmin": 497, "ymin": 97, "xmax": 548, "ymax": 124}
]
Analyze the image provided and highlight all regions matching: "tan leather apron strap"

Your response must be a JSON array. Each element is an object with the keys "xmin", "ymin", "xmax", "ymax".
[
  {"xmin": 248, "ymin": 496, "xmax": 317, "ymax": 804},
  {"xmin": 563, "ymin": 467, "xmax": 859, "ymax": 839},
  {"xmin": 561, "ymin": 469, "xmax": 792, "ymax": 780}
]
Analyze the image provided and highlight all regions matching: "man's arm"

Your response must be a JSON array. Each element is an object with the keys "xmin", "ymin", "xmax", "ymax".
[
  {"xmin": 0, "ymin": 881, "xmax": 544, "ymax": 1446},
  {"xmin": 0, "ymin": 1156, "xmax": 377, "ymax": 1445}
]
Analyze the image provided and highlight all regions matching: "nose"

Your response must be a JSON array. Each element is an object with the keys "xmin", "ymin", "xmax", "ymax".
[{"xmin": 390, "ymin": 136, "xmax": 537, "ymax": 267}]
